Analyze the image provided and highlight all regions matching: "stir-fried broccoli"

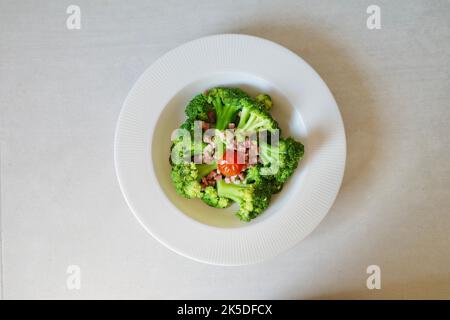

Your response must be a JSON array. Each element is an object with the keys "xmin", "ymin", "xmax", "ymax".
[
  {"xmin": 237, "ymin": 98, "xmax": 279, "ymax": 133},
  {"xmin": 178, "ymin": 94, "xmax": 211, "ymax": 137},
  {"xmin": 255, "ymin": 93, "xmax": 273, "ymax": 112},
  {"xmin": 171, "ymin": 162, "xmax": 218, "ymax": 199},
  {"xmin": 216, "ymin": 179, "xmax": 272, "ymax": 221},
  {"xmin": 259, "ymin": 137, "xmax": 304, "ymax": 184},
  {"xmin": 243, "ymin": 165, "xmax": 263, "ymax": 184},
  {"xmin": 196, "ymin": 162, "xmax": 217, "ymax": 178},
  {"xmin": 171, "ymin": 163, "xmax": 203, "ymax": 199},
  {"xmin": 169, "ymin": 87, "xmax": 305, "ymax": 222},
  {"xmin": 170, "ymin": 126, "xmax": 192, "ymax": 165},
  {"xmin": 244, "ymin": 164, "xmax": 283, "ymax": 194},
  {"xmin": 201, "ymin": 185, "xmax": 232, "ymax": 208},
  {"xmin": 170, "ymin": 127, "xmax": 207, "ymax": 165},
  {"xmin": 205, "ymin": 87, "xmax": 249, "ymax": 130},
  {"xmin": 179, "ymin": 119, "xmax": 195, "ymax": 131},
  {"xmin": 185, "ymin": 93, "xmax": 212, "ymax": 122}
]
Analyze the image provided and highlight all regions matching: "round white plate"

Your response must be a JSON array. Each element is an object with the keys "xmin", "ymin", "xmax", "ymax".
[{"xmin": 115, "ymin": 34, "xmax": 346, "ymax": 265}]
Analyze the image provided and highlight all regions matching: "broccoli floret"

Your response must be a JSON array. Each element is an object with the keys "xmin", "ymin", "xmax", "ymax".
[
  {"xmin": 170, "ymin": 162, "xmax": 218, "ymax": 199},
  {"xmin": 170, "ymin": 125, "xmax": 207, "ymax": 165},
  {"xmin": 216, "ymin": 179, "xmax": 271, "ymax": 221},
  {"xmin": 185, "ymin": 94, "xmax": 213, "ymax": 122},
  {"xmin": 170, "ymin": 88, "xmax": 305, "ymax": 222},
  {"xmin": 205, "ymin": 87, "xmax": 249, "ymax": 130},
  {"xmin": 259, "ymin": 137, "xmax": 304, "ymax": 184},
  {"xmin": 201, "ymin": 185, "xmax": 232, "ymax": 208},
  {"xmin": 179, "ymin": 119, "xmax": 195, "ymax": 131},
  {"xmin": 170, "ymin": 125, "xmax": 193, "ymax": 165},
  {"xmin": 237, "ymin": 98, "xmax": 279, "ymax": 133},
  {"xmin": 255, "ymin": 93, "xmax": 273, "ymax": 112},
  {"xmin": 171, "ymin": 163, "xmax": 203, "ymax": 199},
  {"xmin": 170, "ymin": 142, "xmax": 188, "ymax": 165},
  {"xmin": 171, "ymin": 116, "xmax": 218, "ymax": 164},
  {"xmin": 243, "ymin": 165, "xmax": 262, "ymax": 184},
  {"xmin": 244, "ymin": 164, "xmax": 283, "ymax": 194}
]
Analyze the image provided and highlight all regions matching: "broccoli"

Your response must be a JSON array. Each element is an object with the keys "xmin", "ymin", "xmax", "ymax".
[
  {"xmin": 170, "ymin": 162, "xmax": 218, "ymax": 199},
  {"xmin": 170, "ymin": 125, "xmax": 192, "ymax": 165},
  {"xmin": 179, "ymin": 119, "xmax": 195, "ymax": 131},
  {"xmin": 196, "ymin": 162, "xmax": 217, "ymax": 178},
  {"xmin": 259, "ymin": 137, "xmax": 304, "ymax": 184},
  {"xmin": 236, "ymin": 98, "xmax": 279, "ymax": 133},
  {"xmin": 244, "ymin": 164, "xmax": 283, "ymax": 194},
  {"xmin": 255, "ymin": 93, "xmax": 273, "ymax": 112},
  {"xmin": 171, "ymin": 116, "xmax": 216, "ymax": 164},
  {"xmin": 170, "ymin": 87, "xmax": 305, "ymax": 223},
  {"xmin": 205, "ymin": 87, "xmax": 249, "ymax": 130},
  {"xmin": 216, "ymin": 179, "xmax": 272, "ymax": 221},
  {"xmin": 243, "ymin": 165, "xmax": 263, "ymax": 184},
  {"xmin": 201, "ymin": 185, "xmax": 232, "ymax": 208},
  {"xmin": 185, "ymin": 93, "xmax": 213, "ymax": 122},
  {"xmin": 171, "ymin": 163, "xmax": 203, "ymax": 199},
  {"xmin": 170, "ymin": 128, "xmax": 207, "ymax": 165},
  {"xmin": 178, "ymin": 95, "xmax": 211, "ymax": 142}
]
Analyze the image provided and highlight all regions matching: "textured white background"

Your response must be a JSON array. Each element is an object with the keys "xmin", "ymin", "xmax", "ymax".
[{"xmin": 1, "ymin": 0, "xmax": 449, "ymax": 299}]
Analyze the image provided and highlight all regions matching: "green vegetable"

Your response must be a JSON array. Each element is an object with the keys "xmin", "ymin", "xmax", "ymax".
[
  {"xmin": 185, "ymin": 93, "xmax": 213, "ymax": 122},
  {"xmin": 201, "ymin": 185, "xmax": 232, "ymax": 208},
  {"xmin": 171, "ymin": 163, "xmax": 203, "ymax": 199},
  {"xmin": 244, "ymin": 164, "xmax": 283, "ymax": 194},
  {"xmin": 205, "ymin": 87, "xmax": 249, "ymax": 130},
  {"xmin": 169, "ymin": 87, "xmax": 305, "ymax": 222},
  {"xmin": 216, "ymin": 179, "xmax": 272, "ymax": 221},
  {"xmin": 170, "ymin": 125, "xmax": 207, "ymax": 165},
  {"xmin": 237, "ymin": 98, "xmax": 279, "ymax": 133},
  {"xmin": 196, "ymin": 162, "xmax": 217, "ymax": 178},
  {"xmin": 255, "ymin": 93, "xmax": 273, "ymax": 112},
  {"xmin": 259, "ymin": 137, "xmax": 304, "ymax": 184},
  {"xmin": 179, "ymin": 119, "xmax": 195, "ymax": 131},
  {"xmin": 243, "ymin": 165, "xmax": 263, "ymax": 184},
  {"xmin": 170, "ymin": 162, "xmax": 218, "ymax": 199}
]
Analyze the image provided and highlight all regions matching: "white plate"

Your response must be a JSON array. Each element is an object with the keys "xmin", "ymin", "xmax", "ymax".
[{"xmin": 114, "ymin": 34, "xmax": 346, "ymax": 265}]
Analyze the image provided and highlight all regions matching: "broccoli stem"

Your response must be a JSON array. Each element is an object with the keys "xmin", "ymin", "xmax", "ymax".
[
  {"xmin": 238, "ymin": 107, "xmax": 251, "ymax": 125},
  {"xmin": 216, "ymin": 180, "xmax": 248, "ymax": 203},
  {"xmin": 196, "ymin": 163, "xmax": 217, "ymax": 179},
  {"xmin": 215, "ymin": 108, "xmax": 240, "ymax": 130},
  {"xmin": 238, "ymin": 113, "xmax": 269, "ymax": 132}
]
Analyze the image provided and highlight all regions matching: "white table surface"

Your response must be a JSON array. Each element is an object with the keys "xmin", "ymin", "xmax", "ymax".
[{"xmin": 1, "ymin": 0, "xmax": 449, "ymax": 299}]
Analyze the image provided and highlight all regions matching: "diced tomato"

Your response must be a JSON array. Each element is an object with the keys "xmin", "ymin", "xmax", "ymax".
[{"xmin": 217, "ymin": 150, "xmax": 246, "ymax": 176}]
